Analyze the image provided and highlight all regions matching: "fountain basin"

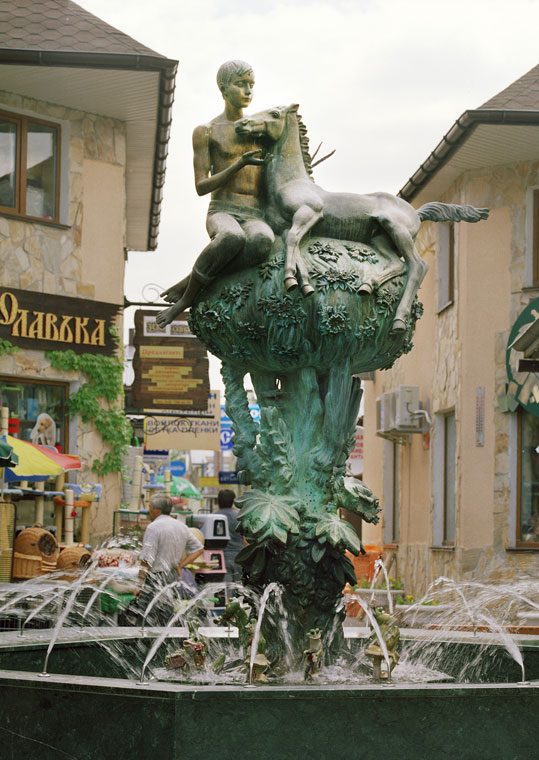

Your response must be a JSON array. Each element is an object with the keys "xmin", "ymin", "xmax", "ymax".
[
  {"xmin": 1, "ymin": 626, "xmax": 539, "ymax": 683},
  {"xmin": 0, "ymin": 668, "xmax": 537, "ymax": 760}
]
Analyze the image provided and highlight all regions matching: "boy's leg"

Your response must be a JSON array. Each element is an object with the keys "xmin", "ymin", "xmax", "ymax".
[
  {"xmin": 221, "ymin": 219, "xmax": 274, "ymax": 274},
  {"xmin": 157, "ymin": 213, "xmax": 246, "ymax": 328}
]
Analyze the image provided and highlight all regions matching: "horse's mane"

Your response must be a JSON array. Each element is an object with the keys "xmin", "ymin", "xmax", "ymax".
[{"xmin": 296, "ymin": 113, "xmax": 314, "ymax": 180}]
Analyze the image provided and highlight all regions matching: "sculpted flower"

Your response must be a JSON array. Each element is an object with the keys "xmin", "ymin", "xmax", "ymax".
[
  {"xmin": 258, "ymin": 294, "xmax": 305, "ymax": 326},
  {"xmin": 319, "ymin": 304, "xmax": 350, "ymax": 334},
  {"xmin": 238, "ymin": 321, "xmax": 266, "ymax": 340},
  {"xmin": 313, "ymin": 268, "xmax": 359, "ymax": 293},
  {"xmin": 222, "ymin": 282, "xmax": 253, "ymax": 306},
  {"xmin": 308, "ymin": 241, "xmax": 340, "ymax": 262},
  {"xmin": 199, "ymin": 304, "xmax": 230, "ymax": 330},
  {"xmin": 355, "ymin": 316, "xmax": 379, "ymax": 341},
  {"xmin": 258, "ymin": 256, "xmax": 285, "ymax": 281},
  {"xmin": 344, "ymin": 243, "xmax": 378, "ymax": 264}
]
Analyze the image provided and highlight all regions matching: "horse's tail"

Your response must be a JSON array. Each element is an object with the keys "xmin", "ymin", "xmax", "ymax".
[{"xmin": 417, "ymin": 202, "xmax": 489, "ymax": 224}]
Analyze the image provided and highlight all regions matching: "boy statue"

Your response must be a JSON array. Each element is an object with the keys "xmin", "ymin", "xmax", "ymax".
[{"xmin": 157, "ymin": 60, "xmax": 274, "ymax": 327}]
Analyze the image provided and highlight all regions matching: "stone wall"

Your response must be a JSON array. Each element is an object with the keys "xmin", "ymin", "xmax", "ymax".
[{"xmin": 0, "ymin": 90, "xmax": 127, "ymax": 544}]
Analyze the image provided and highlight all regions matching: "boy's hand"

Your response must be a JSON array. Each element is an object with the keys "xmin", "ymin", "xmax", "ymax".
[{"xmin": 241, "ymin": 149, "xmax": 270, "ymax": 166}]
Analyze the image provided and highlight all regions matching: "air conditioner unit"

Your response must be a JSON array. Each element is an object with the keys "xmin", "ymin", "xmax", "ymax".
[{"xmin": 376, "ymin": 386, "xmax": 424, "ymax": 439}]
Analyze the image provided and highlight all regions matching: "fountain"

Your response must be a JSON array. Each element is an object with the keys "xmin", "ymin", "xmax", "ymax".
[{"xmin": 0, "ymin": 62, "xmax": 537, "ymax": 758}]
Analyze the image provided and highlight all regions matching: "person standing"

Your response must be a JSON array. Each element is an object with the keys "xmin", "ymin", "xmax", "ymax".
[
  {"xmin": 137, "ymin": 494, "xmax": 203, "ymax": 624},
  {"xmin": 215, "ymin": 488, "xmax": 244, "ymax": 584}
]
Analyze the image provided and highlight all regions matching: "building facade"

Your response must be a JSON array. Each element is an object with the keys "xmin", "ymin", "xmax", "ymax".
[
  {"xmin": 0, "ymin": 0, "xmax": 176, "ymax": 543},
  {"xmin": 362, "ymin": 64, "xmax": 539, "ymax": 595}
]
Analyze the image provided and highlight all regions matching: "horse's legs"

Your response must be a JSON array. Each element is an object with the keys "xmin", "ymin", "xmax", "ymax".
[
  {"xmin": 284, "ymin": 204, "xmax": 323, "ymax": 295},
  {"xmin": 377, "ymin": 217, "xmax": 427, "ymax": 332}
]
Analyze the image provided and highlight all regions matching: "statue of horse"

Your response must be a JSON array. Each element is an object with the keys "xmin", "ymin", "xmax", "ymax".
[{"xmin": 236, "ymin": 104, "xmax": 488, "ymax": 332}]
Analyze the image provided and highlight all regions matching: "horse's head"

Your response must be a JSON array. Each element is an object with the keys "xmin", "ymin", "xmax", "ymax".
[{"xmin": 235, "ymin": 104, "xmax": 299, "ymax": 143}]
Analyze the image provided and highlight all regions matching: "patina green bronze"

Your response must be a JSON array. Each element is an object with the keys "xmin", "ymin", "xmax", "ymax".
[
  {"xmin": 158, "ymin": 61, "xmax": 489, "ymax": 666},
  {"xmin": 365, "ymin": 605, "xmax": 401, "ymax": 680}
]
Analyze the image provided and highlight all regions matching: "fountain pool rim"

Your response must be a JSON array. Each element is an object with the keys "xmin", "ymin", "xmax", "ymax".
[{"xmin": 0, "ymin": 662, "xmax": 538, "ymax": 760}]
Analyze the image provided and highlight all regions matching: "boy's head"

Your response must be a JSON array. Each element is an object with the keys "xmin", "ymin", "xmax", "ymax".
[{"xmin": 217, "ymin": 60, "xmax": 254, "ymax": 96}]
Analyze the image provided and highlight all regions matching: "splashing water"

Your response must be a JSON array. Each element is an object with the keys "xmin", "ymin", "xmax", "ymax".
[{"xmin": 248, "ymin": 582, "xmax": 280, "ymax": 684}]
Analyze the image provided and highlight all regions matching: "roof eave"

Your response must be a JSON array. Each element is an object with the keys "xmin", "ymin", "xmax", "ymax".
[
  {"xmin": 0, "ymin": 48, "xmax": 178, "ymax": 252},
  {"xmin": 399, "ymin": 109, "xmax": 539, "ymax": 202}
]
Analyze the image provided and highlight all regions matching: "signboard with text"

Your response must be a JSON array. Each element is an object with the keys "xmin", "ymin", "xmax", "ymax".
[
  {"xmin": 219, "ymin": 470, "xmax": 239, "ymax": 485},
  {"xmin": 347, "ymin": 425, "xmax": 364, "ymax": 476},
  {"xmin": 220, "ymin": 403, "xmax": 259, "ymax": 452},
  {"xmin": 144, "ymin": 390, "xmax": 221, "ymax": 451},
  {"xmin": 131, "ymin": 310, "xmax": 209, "ymax": 411},
  {"xmin": 0, "ymin": 287, "xmax": 120, "ymax": 355}
]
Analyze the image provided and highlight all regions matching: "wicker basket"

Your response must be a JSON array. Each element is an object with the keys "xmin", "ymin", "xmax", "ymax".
[
  {"xmin": 57, "ymin": 546, "xmax": 91, "ymax": 571},
  {"xmin": 12, "ymin": 552, "xmax": 42, "ymax": 579},
  {"xmin": 13, "ymin": 525, "xmax": 58, "ymax": 579}
]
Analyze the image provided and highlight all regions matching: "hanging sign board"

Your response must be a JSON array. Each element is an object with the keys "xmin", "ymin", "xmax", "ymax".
[
  {"xmin": 0, "ymin": 287, "xmax": 120, "ymax": 355},
  {"xmin": 144, "ymin": 391, "xmax": 221, "ymax": 451},
  {"xmin": 347, "ymin": 425, "xmax": 364, "ymax": 476},
  {"xmin": 131, "ymin": 310, "xmax": 209, "ymax": 411}
]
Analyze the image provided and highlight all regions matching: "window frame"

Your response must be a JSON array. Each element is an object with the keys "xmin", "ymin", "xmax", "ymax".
[
  {"xmin": 0, "ymin": 375, "xmax": 70, "ymax": 453},
  {"xmin": 533, "ymin": 189, "xmax": 539, "ymax": 288},
  {"xmin": 0, "ymin": 109, "xmax": 61, "ymax": 225},
  {"xmin": 437, "ymin": 222, "xmax": 455, "ymax": 314},
  {"xmin": 383, "ymin": 439, "xmax": 400, "ymax": 544},
  {"xmin": 432, "ymin": 409, "xmax": 456, "ymax": 547},
  {"xmin": 516, "ymin": 406, "xmax": 539, "ymax": 548},
  {"xmin": 442, "ymin": 412, "xmax": 456, "ymax": 545}
]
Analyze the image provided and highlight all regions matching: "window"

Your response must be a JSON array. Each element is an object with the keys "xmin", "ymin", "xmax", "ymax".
[
  {"xmin": 437, "ymin": 222, "xmax": 454, "ymax": 312},
  {"xmin": 433, "ymin": 411, "xmax": 456, "ymax": 545},
  {"xmin": 443, "ymin": 413, "xmax": 456, "ymax": 544},
  {"xmin": 0, "ymin": 377, "xmax": 68, "ymax": 452},
  {"xmin": 517, "ymin": 407, "xmax": 539, "ymax": 546},
  {"xmin": 0, "ymin": 111, "xmax": 60, "ymax": 223},
  {"xmin": 383, "ymin": 440, "xmax": 400, "ymax": 543},
  {"xmin": 533, "ymin": 190, "xmax": 539, "ymax": 288}
]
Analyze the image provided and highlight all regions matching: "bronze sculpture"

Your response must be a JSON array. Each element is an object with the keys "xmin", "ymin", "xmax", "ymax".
[{"xmin": 156, "ymin": 62, "xmax": 489, "ymax": 669}]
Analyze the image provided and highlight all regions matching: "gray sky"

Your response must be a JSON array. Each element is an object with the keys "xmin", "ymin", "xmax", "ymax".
[{"xmin": 81, "ymin": 0, "xmax": 539, "ymax": 389}]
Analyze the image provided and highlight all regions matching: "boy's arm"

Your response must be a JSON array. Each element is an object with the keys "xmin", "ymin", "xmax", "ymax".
[{"xmin": 192, "ymin": 124, "xmax": 265, "ymax": 197}]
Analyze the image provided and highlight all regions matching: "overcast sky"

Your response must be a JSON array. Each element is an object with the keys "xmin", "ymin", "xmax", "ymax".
[{"xmin": 81, "ymin": 0, "xmax": 539, "ymax": 389}]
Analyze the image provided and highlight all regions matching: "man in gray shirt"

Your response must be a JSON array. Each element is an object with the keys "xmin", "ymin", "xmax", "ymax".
[
  {"xmin": 215, "ymin": 489, "xmax": 244, "ymax": 583},
  {"xmin": 137, "ymin": 494, "xmax": 203, "ymax": 623}
]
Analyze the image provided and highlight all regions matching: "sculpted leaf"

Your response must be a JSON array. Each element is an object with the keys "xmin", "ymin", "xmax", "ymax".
[
  {"xmin": 315, "ymin": 511, "xmax": 362, "ymax": 554},
  {"xmin": 236, "ymin": 489, "xmax": 300, "ymax": 545}
]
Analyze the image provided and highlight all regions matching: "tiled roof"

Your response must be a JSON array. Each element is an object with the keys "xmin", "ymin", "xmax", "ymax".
[
  {"xmin": 480, "ymin": 63, "xmax": 539, "ymax": 111},
  {"xmin": 0, "ymin": 0, "xmax": 163, "ymax": 58}
]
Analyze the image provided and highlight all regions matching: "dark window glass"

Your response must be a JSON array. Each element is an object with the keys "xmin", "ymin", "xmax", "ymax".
[
  {"xmin": 26, "ymin": 122, "xmax": 57, "ymax": 220},
  {"xmin": 0, "ymin": 120, "xmax": 17, "ymax": 209},
  {"xmin": 392, "ymin": 442, "xmax": 400, "ymax": 542},
  {"xmin": 444, "ymin": 413, "xmax": 456, "ymax": 543},
  {"xmin": 518, "ymin": 408, "xmax": 539, "ymax": 544},
  {"xmin": 437, "ymin": 223, "xmax": 455, "ymax": 313}
]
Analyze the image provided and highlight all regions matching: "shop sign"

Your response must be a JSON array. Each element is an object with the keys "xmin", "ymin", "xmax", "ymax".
[
  {"xmin": 199, "ymin": 476, "xmax": 219, "ymax": 488},
  {"xmin": 144, "ymin": 391, "xmax": 221, "ymax": 451},
  {"xmin": 170, "ymin": 460, "xmax": 187, "ymax": 477},
  {"xmin": 347, "ymin": 426, "xmax": 364, "ymax": 476},
  {"xmin": 219, "ymin": 470, "xmax": 239, "ymax": 484},
  {"xmin": 0, "ymin": 287, "xmax": 120, "ymax": 355},
  {"xmin": 132, "ymin": 310, "xmax": 209, "ymax": 411}
]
